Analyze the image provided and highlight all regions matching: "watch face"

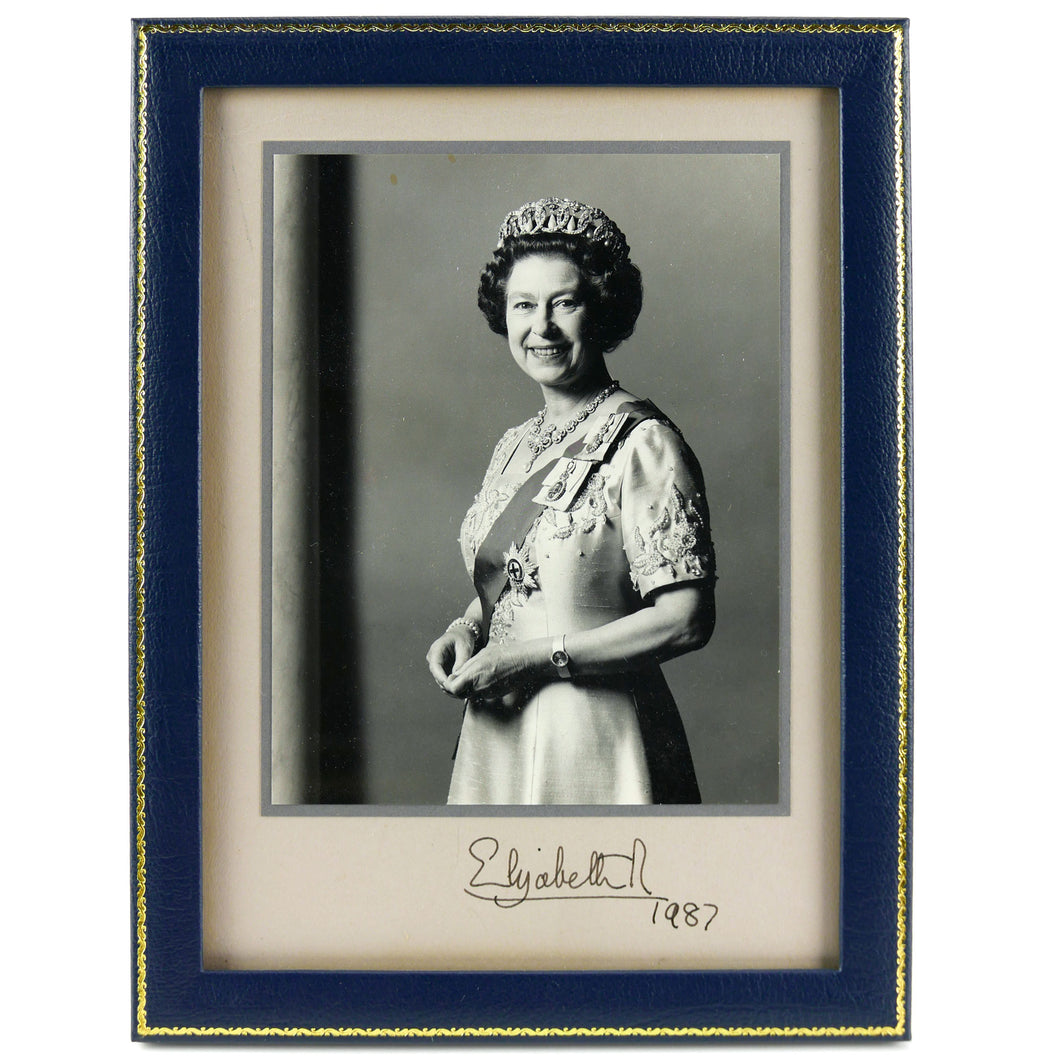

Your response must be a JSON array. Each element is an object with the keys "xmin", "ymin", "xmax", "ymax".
[{"xmin": 551, "ymin": 650, "xmax": 570, "ymax": 668}]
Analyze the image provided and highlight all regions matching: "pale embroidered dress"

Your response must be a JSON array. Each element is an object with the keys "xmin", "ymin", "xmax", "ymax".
[{"xmin": 449, "ymin": 412, "xmax": 716, "ymax": 805}]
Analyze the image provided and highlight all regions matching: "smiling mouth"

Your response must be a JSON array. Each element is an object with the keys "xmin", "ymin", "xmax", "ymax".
[{"xmin": 527, "ymin": 345, "xmax": 569, "ymax": 357}]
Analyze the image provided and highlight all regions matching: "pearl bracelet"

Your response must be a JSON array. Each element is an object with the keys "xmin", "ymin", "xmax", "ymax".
[{"xmin": 447, "ymin": 617, "xmax": 482, "ymax": 645}]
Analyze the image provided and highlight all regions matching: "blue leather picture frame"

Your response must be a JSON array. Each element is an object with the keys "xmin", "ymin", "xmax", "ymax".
[{"xmin": 131, "ymin": 17, "xmax": 911, "ymax": 1040}]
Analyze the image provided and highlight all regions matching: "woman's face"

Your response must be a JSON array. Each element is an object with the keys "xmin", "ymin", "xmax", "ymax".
[{"xmin": 504, "ymin": 254, "xmax": 602, "ymax": 391}]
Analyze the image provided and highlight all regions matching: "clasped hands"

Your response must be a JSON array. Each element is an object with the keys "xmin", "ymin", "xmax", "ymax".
[{"xmin": 426, "ymin": 627, "xmax": 540, "ymax": 709}]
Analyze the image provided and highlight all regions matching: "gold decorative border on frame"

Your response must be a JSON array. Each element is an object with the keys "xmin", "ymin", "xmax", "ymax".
[{"xmin": 132, "ymin": 18, "xmax": 910, "ymax": 1039}]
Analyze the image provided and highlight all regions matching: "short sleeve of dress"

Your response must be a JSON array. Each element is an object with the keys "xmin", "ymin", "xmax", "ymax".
[{"xmin": 620, "ymin": 419, "xmax": 717, "ymax": 598}]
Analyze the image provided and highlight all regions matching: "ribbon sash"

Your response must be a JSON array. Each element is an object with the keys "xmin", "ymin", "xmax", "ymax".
[
  {"xmin": 473, "ymin": 401, "xmax": 655, "ymax": 637},
  {"xmin": 472, "ymin": 456, "xmax": 557, "ymax": 638}
]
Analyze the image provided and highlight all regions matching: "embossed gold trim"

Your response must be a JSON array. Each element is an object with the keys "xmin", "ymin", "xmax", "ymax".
[
  {"xmin": 139, "ymin": 1025, "xmax": 903, "ymax": 1039},
  {"xmin": 132, "ymin": 22, "xmax": 151, "ymax": 1042},
  {"xmin": 137, "ymin": 19, "xmax": 905, "ymax": 36},
  {"xmin": 890, "ymin": 24, "xmax": 911, "ymax": 1041},
  {"xmin": 133, "ymin": 18, "xmax": 910, "ymax": 1039}
]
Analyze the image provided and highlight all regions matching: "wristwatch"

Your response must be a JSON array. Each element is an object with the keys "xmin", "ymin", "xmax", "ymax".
[{"xmin": 550, "ymin": 635, "xmax": 571, "ymax": 679}]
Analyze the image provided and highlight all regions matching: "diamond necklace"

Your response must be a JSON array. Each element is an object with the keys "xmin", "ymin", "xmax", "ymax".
[{"xmin": 524, "ymin": 381, "xmax": 620, "ymax": 472}]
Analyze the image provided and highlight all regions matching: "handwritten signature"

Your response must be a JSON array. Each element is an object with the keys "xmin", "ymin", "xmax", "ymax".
[
  {"xmin": 465, "ymin": 835, "xmax": 652, "ymax": 908},
  {"xmin": 464, "ymin": 836, "xmax": 718, "ymax": 931}
]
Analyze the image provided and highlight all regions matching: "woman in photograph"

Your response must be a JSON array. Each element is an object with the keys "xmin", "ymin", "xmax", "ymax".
[{"xmin": 427, "ymin": 197, "xmax": 716, "ymax": 805}]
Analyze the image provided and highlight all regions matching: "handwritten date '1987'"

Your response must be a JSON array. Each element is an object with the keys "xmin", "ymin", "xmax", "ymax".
[{"xmin": 651, "ymin": 898, "xmax": 719, "ymax": 931}]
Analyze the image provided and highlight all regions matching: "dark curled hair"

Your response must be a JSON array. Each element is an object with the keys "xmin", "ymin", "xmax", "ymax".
[{"xmin": 477, "ymin": 232, "xmax": 643, "ymax": 354}]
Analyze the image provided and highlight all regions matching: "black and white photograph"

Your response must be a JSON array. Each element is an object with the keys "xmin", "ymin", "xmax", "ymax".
[{"xmin": 265, "ymin": 147, "xmax": 786, "ymax": 810}]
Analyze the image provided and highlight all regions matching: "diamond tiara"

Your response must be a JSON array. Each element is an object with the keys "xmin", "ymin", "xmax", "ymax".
[{"xmin": 496, "ymin": 197, "xmax": 629, "ymax": 260}]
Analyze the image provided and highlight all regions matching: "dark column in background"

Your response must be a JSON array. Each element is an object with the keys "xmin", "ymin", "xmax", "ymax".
[
  {"xmin": 315, "ymin": 155, "xmax": 364, "ymax": 803},
  {"xmin": 271, "ymin": 155, "xmax": 363, "ymax": 805}
]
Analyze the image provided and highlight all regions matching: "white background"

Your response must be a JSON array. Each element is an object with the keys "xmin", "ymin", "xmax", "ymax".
[{"xmin": 8, "ymin": 1, "xmax": 1054, "ymax": 1052}]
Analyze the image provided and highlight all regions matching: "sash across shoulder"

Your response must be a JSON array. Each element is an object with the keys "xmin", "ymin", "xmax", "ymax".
[{"xmin": 472, "ymin": 401, "xmax": 659, "ymax": 637}]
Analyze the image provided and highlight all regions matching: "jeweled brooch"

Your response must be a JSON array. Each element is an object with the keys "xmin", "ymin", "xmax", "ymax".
[{"xmin": 502, "ymin": 541, "xmax": 538, "ymax": 605}]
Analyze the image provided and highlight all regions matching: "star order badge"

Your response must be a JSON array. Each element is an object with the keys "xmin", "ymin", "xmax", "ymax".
[{"xmin": 502, "ymin": 541, "xmax": 538, "ymax": 605}]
